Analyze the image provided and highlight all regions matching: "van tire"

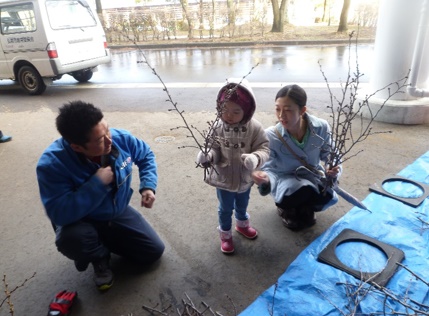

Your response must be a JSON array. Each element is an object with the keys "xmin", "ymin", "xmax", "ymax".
[
  {"xmin": 72, "ymin": 70, "xmax": 93, "ymax": 82},
  {"xmin": 18, "ymin": 66, "xmax": 47, "ymax": 95}
]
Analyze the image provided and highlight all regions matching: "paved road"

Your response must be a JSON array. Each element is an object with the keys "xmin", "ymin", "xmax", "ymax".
[{"xmin": 53, "ymin": 44, "xmax": 375, "ymax": 85}]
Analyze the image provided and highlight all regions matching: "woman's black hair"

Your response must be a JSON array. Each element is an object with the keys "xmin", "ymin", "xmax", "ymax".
[{"xmin": 275, "ymin": 84, "xmax": 307, "ymax": 109}]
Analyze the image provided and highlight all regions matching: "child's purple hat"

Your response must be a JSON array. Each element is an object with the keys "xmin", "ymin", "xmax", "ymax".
[{"xmin": 218, "ymin": 83, "xmax": 255, "ymax": 123}]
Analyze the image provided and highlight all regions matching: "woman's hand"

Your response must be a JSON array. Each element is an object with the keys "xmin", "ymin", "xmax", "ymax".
[
  {"xmin": 251, "ymin": 170, "xmax": 270, "ymax": 185},
  {"xmin": 325, "ymin": 165, "xmax": 341, "ymax": 177}
]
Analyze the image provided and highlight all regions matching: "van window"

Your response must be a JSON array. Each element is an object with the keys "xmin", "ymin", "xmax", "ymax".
[
  {"xmin": 1, "ymin": 3, "xmax": 36, "ymax": 34},
  {"xmin": 46, "ymin": 0, "xmax": 97, "ymax": 30}
]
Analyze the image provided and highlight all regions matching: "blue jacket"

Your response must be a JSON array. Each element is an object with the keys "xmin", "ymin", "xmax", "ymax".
[
  {"xmin": 36, "ymin": 128, "xmax": 157, "ymax": 226},
  {"xmin": 261, "ymin": 113, "xmax": 341, "ymax": 210}
]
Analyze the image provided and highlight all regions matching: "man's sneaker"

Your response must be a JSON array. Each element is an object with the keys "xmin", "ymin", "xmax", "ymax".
[
  {"xmin": 92, "ymin": 258, "xmax": 114, "ymax": 291},
  {"xmin": 0, "ymin": 131, "xmax": 12, "ymax": 143},
  {"xmin": 74, "ymin": 260, "xmax": 89, "ymax": 272},
  {"xmin": 218, "ymin": 227, "xmax": 234, "ymax": 254},
  {"xmin": 235, "ymin": 219, "xmax": 258, "ymax": 239}
]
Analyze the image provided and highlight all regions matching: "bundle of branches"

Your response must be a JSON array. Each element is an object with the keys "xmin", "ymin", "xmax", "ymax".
[
  {"xmin": 325, "ymin": 262, "xmax": 429, "ymax": 315},
  {"xmin": 320, "ymin": 31, "xmax": 409, "ymax": 186},
  {"xmin": 128, "ymin": 34, "xmax": 259, "ymax": 181},
  {"xmin": 194, "ymin": 74, "xmax": 260, "ymax": 180},
  {"xmin": 297, "ymin": 31, "xmax": 410, "ymax": 211},
  {"xmin": 142, "ymin": 293, "xmax": 235, "ymax": 316}
]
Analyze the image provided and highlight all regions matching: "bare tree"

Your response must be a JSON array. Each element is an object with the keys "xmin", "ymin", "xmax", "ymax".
[
  {"xmin": 209, "ymin": 0, "xmax": 215, "ymax": 38},
  {"xmin": 198, "ymin": 0, "xmax": 204, "ymax": 38},
  {"xmin": 322, "ymin": 0, "xmax": 328, "ymax": 22},
  {"xmin": 179, "ymin": 0, "xmax": 194, "ymax": 39},
  {"xmin": 351, "ymin": 2, "xmax": 379, "ymax": 27},
  {"xmin": 271, "ymin": 0, "xmax": 289, "ymax": 32},
  {"xmin": 129, "ymin": 12, "xmax": 144, "ymax": 42},
  {"xmin": 337, "ymin": 0, "xmax": 351, "ymax": 32},
  {"xmin": 95, "ymin": 0, "xmax": 102, "ymax": 14},
  {"xmin": 225, "ymin": 0, "xmax": 237, "ymax": 37}
]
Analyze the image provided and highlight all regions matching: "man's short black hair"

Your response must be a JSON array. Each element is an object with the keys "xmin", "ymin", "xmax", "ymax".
[{"xmin": 56, "ymin": 100, "xmax": 104, "ymax": 146}]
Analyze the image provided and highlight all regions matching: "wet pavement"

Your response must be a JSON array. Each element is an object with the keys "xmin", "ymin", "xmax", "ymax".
[{"xmin": 55, "ymin": 44, "xmax": 375, "ymax": 85}]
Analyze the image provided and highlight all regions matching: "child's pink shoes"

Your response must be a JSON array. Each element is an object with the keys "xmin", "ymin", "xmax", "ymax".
[
  {"xmin": 235, "ymin": 219, "xmax": 258, "ymax": 239},
  {"xmin": 218, "ymin": 227, "xmax": 235, "ymax": 253}
]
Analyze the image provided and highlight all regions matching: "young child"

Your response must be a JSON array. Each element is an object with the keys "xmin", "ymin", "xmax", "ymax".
[{"xmin": 196, "ymin": 78, "xmax": 269, "ymax": 254}]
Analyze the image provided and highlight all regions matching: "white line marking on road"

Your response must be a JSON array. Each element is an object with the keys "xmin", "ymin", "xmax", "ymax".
[{"xmin": 54, "ymin": 82, "xmax": 370, "ymax": 89}]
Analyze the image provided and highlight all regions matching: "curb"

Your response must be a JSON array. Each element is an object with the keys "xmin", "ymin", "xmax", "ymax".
[{"xmin": 108, "ymin": 38, "xmax": 375, "ymax": 50}]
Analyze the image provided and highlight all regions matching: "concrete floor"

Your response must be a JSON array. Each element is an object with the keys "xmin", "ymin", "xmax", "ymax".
[{"xmin": 0, "ymin": 107, "xmax": 428, "ymax": 315}]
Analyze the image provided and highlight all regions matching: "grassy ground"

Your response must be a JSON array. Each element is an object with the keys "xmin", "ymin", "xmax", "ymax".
[
  {"xmin": 273, "ymin": 25, "xmax": 376, "ymax": 40},
  {"xmin": 108, "ymin": 24, "xmax": 377, "ymax": 46}
]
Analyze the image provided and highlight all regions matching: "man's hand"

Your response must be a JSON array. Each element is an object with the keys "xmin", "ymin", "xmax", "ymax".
[
  {"xmin": 95, "ymin": 166, "xmax": 114, "ymax": 185},
  {"xmin": 141, "ymin": 189, "xmax": 156, "ymax": 208}
]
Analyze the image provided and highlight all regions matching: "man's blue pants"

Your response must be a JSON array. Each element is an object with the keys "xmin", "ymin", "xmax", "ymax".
[{"xmin": 55, "ymin": 205, "xmax": 165, "ymax": 266}]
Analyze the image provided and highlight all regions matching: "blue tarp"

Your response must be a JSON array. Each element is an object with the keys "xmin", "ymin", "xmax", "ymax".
[{"xmin": 240, "ymin": 151, "xmax": 429, "ymax": 316}]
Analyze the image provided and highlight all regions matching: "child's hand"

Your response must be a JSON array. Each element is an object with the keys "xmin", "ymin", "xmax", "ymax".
[
  {"xmin": 196, "ymin": 151, "xmax": 213, "ymax": 164},
  {"xmin": 241, "ymin": 153, "xmax": 259, "ymax": 170}
]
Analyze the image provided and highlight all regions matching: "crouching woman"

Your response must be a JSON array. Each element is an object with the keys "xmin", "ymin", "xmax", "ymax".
[{"xmin": 252, "ymin": 84, "xmax": 342, "ymax": 231}]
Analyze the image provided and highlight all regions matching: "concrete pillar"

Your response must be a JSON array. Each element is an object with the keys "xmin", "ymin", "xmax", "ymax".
[{"xmin": 360, "ymin": 0, "xmax": 429, "ymax": 124}]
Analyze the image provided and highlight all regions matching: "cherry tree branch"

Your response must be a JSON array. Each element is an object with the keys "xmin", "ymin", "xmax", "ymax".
[{"xmin": 122, "ymin": 34, "xmax": 258, "ymax": 179}]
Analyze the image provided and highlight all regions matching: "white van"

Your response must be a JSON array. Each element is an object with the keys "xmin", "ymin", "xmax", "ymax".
[{"xmin": 0, "ymin": 0, "xmax": 110, "ymax": 95}]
